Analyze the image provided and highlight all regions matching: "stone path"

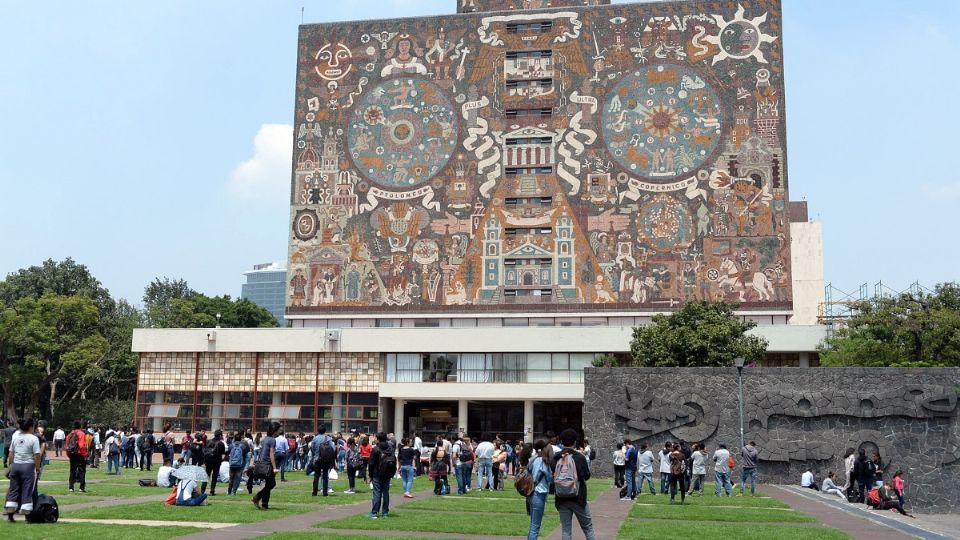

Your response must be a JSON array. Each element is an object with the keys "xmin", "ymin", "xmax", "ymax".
[
  {"xmin": 544, "ymin": 486, "xmax": 633, "ymax": 540},
  {"xmin": 60, "ymin": 518, "xmax": 237, "ymax": 528},
  {"xmin": 765, "ymin": 485, "xmax": 953, "ymax": 540}
]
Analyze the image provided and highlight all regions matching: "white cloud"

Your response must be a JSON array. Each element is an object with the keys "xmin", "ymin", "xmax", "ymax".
[
  {"xmin": 228, "ymin": 123, "xmax": 293, "ymax": 199},
  {"xmin": 922, "ymin": 181, "xmax": 960, "ymax": 201}
]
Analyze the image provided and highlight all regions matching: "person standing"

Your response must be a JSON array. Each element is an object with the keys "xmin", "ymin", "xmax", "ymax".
[
  {"xmin": 65, "ymin": 421, "xmax": 88, "ymax": 493},
  {"xmin": 689, "ymin": 443, "xmax": 706, "ymax": 496},
  {"xmin": 620, "ymin": 440, "xmax": 637, "ymax": 500},
  {"xmin": 139, "ymin": 429, "xmax": 155, "ymax": 471},
  {"xmin": 553, "ymin": 429, "xmax": 596, "ymax": 540},
  {"xmin": 252, "ymin": 422, "xmax": 279, "ymax": 510},
  {"xmin": 226, "ymin": 433, "xmax": 249, "ymax": 496},
  {"xmin": 201, "ymin": 430, "xmax": 226, "ymax": 495},
  {"xmin": 274, "ymin": 431, "xmax": 289, "ymax": 482},
  {"xmin": 413, "ymin": 432, "xmax": 424, "ymax": 475},
  {"xmin": 368, "ymin": 432, "xmax": 396, "ymax": 518},
  {"xmin": 475, "ymin": 433, "xmax": 495, "ymax": 491},
  {"xmin": 637, "ymin": 443, "xmax": 656, "ymax": 496},
  {"xmin": 0, "ymin": 421, "xmax": 15, "ymax": 467},
  {"xmin": 841, "ymin": 448, "xmax": 856, "ymax": 495},
  {"xmin": 658, "ymin": 442, "xmax": 672, "ymax": 494},
  {"xmin": 739, "ymin": 440, "xmax": 758, "ymax": 496},
  {"xmin": 525, "ymin": 439, "xmax": 553, "ymax": 540},
  {"xmin": 52, "ymin": 427, "xmax": 65, "ymax": 457},
  {"xmin": 712, "ymin": 443, "xmax": 732, "ymax": 496},
  {"xmin": 668, "ymin": 444, "xmax": 686, "ymax": 505},
  {"xmin": 399, "ymin": 438, "xmax": 417, "ymax": 498},
  {"xmin": 430, "ymin": 447, "xmax": 450, "ymax": 495},
  {"xmin": 105, "ymin": 431, "xmax": 121, "ymax": 475},
  {"xmin": 4, "ymin": 418, "xmax": 41, "ymax": 521},
  {"xmin": 854, "ymin": 450, "xmax": 873, "ymax": 503},
  {"xmin": 612, "ymin": 442, "xmax": 626, "ymax": 490},
  {"xmin": 311, "ymin": 427, "xmax": 336, "ymax": 497}
]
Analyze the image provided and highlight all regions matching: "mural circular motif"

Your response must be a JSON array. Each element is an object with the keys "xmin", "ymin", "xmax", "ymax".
[
  {"xmin": 293, "ymin": 208, "xmax": 319, "ymax": 241},
  {"xmin": 603, "ymin": 65, "xmax": 723, "ymax": 182},
  {"xmin": 348, "ymin": 78, "xmax": 458, "ymax": 189},
  {"xmin": 638, "ymin": 194, "xmax": 694, "ymax": 251}
]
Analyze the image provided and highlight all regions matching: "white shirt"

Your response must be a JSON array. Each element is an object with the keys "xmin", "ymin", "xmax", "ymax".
[
  {"xmin": 612, "ymin": 449, "xmax": 625, "ymax": 466},
  {"xmin": 713, "ymin": 448, "xmax": 731, "ymax": 473},
  {"xmin": 801, "ymin": 471, "xmax": 816, "ymax": 487},
  {"xmin": 157, "ymin": 465, "xmax": 175, "ymax": 487},
  {"xmin": 659, "ymin": 449, "xmax": 672, "ymax": 473},
  {"xmin": 11, "ymin": 432, "xmax": 40, "ymax": 464},
  {"xmin": 414, "ymin": 437, "xmax": 423, "ymax": 452},
  {"xmin": 53, "ymin": 429, "xmax": 65, "ymax": 441},
  {"xmin": 475, "ymin": 441, "xmax": 495, "ymax": 460},
  {"xmin": 218, "ymin": 461, "xmax": 230, "ymax": 483}
]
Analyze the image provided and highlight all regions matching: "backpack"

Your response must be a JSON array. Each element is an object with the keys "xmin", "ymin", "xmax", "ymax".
[
  {"xmin": 124, "ymin": 436, "xmax": 135, "ymax": 451},
  {"xmin": 203, "ymin": 440, "xmax": 219, "ymax": 460},
  {"xmin": 228, "ymin": 441, "xmax": 245, "ymax": 468},
  {"xmin": 866, "ymin": 488, "xmax": 881, "ymax": 508},
  {"xmin": 865, "ymin": 460, "xmax": 877, "ymax": 477},
  {"xmin": 588, "ymin": 447, "xmax": 596, "ymax": 461},
  {"xmin": 727, "ymin": 455, "xmax": 735, "ymax": 470},
  {"xmin": 553, "ymin": 451, "xmax": 579, "ymax": 498},
  {"xmin": 670, "ymin": 454, "xmax": 685, "ymax": 476},
  {"xmin": 139, "ymin": 434, "xmax": 153, "ymax": 452},
  {"xmin": 514, "ymin": 466, "xmax": 535, "ymax": 497},
  {"xmin": 191, "ymin": 440, "xmax": 204, "ymax": 456},
  {"xmin": 25, "ymin": 494, "xmax": 59, "ymax": 523},
  {"xmin": 108, "ymin": 440, "xmax": 120, "ymax": 456},
  {"xmin": 378, "ymin": 452, "xmax": 398, "ymax": 479},
  {"xmin": 460, "ymin": 445, "xmax": 474, "ymax": 463},
  {"xmin": 64, "ymin": 432, "xmax": 80, "ymax": 456},
  {"xmin": 318, "ymin": 441, "xmax": 337, "ymax": 470},
  {"xmin": 347, "ymin": 447, "xmax": 363, "ymax": 469}
]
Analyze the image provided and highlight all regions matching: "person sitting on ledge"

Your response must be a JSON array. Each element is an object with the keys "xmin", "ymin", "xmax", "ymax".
[
  {"xmin": 801, "ymin": 469, "xmax": 820, "ymax": 490},
  {"xmin": 821, "ymin": 471, "xmax": 845, "ymax": 498},
  {"xmin": 876, "ymin": 482, "xmax": 914, "ymax": 518}
]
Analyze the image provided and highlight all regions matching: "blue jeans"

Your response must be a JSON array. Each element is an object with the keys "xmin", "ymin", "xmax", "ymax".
[
  {"xmin": 477, "ymin": 458, "xmax": 493, "ymax": 490},
  {"xmin": 456, "ymin": 463, "xmax": 471, "ymax": 494},
  {"xmin": 371, "ymin": 477, "xmax": 391, "ymax": 516},
  {"xmin": 715, "ymin": 471, "xmax": 732, "ymax": 496},
  {"xmin": 624, "ymin": 467, "xmax": 636, "ymax": 498},
  {"xmin": 741, "ymin": 467, "xmax": 757, "ymax": 494},
  {"xmin": 639, "ymin": 472, "xmax": 656, "ymax": 494},
  {"xmin": 107, "ymin": 453, "xmax": 121, "ymax": 474},
  {"xmin": 401, "ymin": 465, "xmax": 415, "ymax": 494},
  {"xmin": 176, "ymin": 492, "xmax": 208, "ymax": 506},
  {"xmin": 527, "ymin": 491, "xmax": 548, "ymax": 540},
  {"xmin": 660, "ymin": 472, "xmax": 670, "ymax": 493}
]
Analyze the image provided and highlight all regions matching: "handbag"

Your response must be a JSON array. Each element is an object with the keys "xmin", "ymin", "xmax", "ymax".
[{"xmin": 253, "ymin": 461, "xmax": 273, "ymax": 479}]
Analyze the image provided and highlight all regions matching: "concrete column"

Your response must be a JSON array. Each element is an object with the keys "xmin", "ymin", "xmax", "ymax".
[
  {"xmin": 798, "ymin": 352, "xmax": 810, "ymax": 368},
  {"xmin": 524, "ymin": 399, "xmax": 534, "ymax": 443},
  {"xmin": 211, "ymin": 392, "xmax": 223, "ymax": 431},
  {"xmin": 458, "ymin": 399, "xmax": 468, "ymax": 437},
  {"xmin": 332, "ymin": 392, "xmax": 342, "ymax": 433},
  {"xmin": 271, "ymin": 391, "xmax": 282, "ymax": 421},
  {"xmin": 152, "ymin": 391, "xmax": 164, "ymax": 432},
  {"xmin": 394, "ymin": 399, "xmax": 405, "ymax": 438}
]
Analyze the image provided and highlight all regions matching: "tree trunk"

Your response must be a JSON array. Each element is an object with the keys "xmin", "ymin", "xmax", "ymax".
[
  {"xmin": 0, "ymin": 355, "xmax": 19, "ymax": 424},
  {"xmin": 49, "ymin": 378, "xmax": 58, "ymax": 418}
]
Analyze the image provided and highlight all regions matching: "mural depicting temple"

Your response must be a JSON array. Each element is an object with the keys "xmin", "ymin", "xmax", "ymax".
[{"xmin": 287, "ymin": 0, "xmax": 792, "ymax": 315}]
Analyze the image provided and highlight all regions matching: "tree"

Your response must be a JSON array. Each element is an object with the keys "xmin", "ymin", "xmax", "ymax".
[
  {"xmin": 629, "ymin": 300, "xmax": 768, "ymax": 367},
  {"xmin": 143, "ymin": 277, "xmax": 195, "ymax": 327},
  {"xmin": 0, "ymin": 294, "xmax": 108, "ymax": 421},
  {"xmin": 820, "ymin": 283, "xmax": 960, "ymax": 367},
  {"xmin": 0, "ymin": 257, "xmax": 114, "ymax": 315},
  {"xmin": 143, "ymin": 278, "xmax": 278, "ymax": 328}
]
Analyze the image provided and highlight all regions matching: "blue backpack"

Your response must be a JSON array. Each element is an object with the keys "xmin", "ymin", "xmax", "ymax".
[{"xmin": 228, "ymin": 441, "xmax": 245, "ymax": 468}]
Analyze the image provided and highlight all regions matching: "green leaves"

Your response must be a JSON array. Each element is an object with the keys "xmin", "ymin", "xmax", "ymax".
[
  {"xmin": 820, "ymin": 282, "xmax": 960, "ymax": 367},
  {"xmin": 629, "ymin": 301, "xmax": 768, "ymax": 367}
]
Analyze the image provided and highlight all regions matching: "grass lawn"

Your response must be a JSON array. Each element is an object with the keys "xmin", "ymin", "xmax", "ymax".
[
  {"xmin": 318, "ymin": 509, "xmax": 560, "ymax": 536},
  {"xmin": 0, "ymin": 521, "xmax": 204, "ymax": 539},
  {"xmin": 264, "ymin": 534, "xmax": 424, "ymax": 540},
  {"xmin": 628, "ymin": 503, "xmax": 814, "ymax": 523},
  {"xmin": 68, "ymin": 498, "xmax": 329, "ymax": 523},
  {"xmin": 618, "ymin": 519, "xmax": 851, "ymax": 540}
]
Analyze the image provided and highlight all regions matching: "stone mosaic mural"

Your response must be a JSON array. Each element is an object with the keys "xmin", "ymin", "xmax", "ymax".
[
  {"xmin": 288, "ymin": 0, "xmax": 791, "ymax": 315},
  {"xmin": 584, "ymin": 368, "xmax": 960, "ymax": 511}
]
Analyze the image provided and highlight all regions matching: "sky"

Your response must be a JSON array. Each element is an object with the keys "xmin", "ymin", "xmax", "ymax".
[{"xmin": 1, "ymin": 0, "xmax": 957, "ymax": 305}]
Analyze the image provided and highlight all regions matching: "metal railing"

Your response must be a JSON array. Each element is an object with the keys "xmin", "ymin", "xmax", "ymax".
[{"xmin": 385, "ymin": 368, "xmax": 584, "ymax": 384}]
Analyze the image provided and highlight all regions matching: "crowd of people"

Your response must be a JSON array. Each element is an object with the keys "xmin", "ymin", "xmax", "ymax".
[{"xmin": 2, "ymin": 415, "xmax": 918, "ymax": 531}]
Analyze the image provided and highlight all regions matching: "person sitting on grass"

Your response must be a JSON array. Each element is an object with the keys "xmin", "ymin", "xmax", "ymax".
[
  {"xmin": 157, "ymin": 459, "xmax": 175, "ymax": 487},
  {"xmin": 175, "ymin": 475, "xmax": 209, "ymax": 506},
  {"xmin": 821, "ymin": 471, "xmax": 845, "ymax": 498}
]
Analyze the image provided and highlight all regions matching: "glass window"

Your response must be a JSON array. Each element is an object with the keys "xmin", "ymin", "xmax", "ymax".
[
  {"xmin": 267, "ymin": 406, "xmax": 301, "ymax": 419},
  {"xmin": 551, "ymin": 353, "xmax": 569, "ymax": 370},
  {"xmin": 224, "ymin": 392, "xmax": 253, "ymax": 404},
  {"xmin": 527, "ymin": 353, "xmax": 551, "ymax": 383}
]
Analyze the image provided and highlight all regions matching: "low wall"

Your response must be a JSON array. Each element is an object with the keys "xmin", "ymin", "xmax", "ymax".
[{"xmin": 583, "ymin": 367, "xmax": 960, "ymax": 512}]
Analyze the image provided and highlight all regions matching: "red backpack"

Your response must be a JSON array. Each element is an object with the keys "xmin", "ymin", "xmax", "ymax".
[{"xmin": 866, "ymin": 488, "xmax": 881, "ymax": 507}]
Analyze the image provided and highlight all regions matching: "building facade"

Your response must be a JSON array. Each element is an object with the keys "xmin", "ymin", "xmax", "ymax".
[
  {"xmin": 134, "ymin": 0, "xmax": 825, "ymax": 440},
  {"xmin": 241, "ymin": 263, "xmax": 287, "ymax": 325}
]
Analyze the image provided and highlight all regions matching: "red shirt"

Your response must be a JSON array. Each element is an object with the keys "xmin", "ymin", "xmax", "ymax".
[
  {"xmin": 67, "ymin": 429, "xmax": 88, "ymax": 458},
  {"xmin": 360, "ymin": 443, "xmax": 372, "ymax": 459}
]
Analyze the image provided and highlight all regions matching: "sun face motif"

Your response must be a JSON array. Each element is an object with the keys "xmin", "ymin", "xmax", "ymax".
[
  {"xmin": 643, "ymin": 103, "xmax": 679, "ymax": 139},
  {"xmin": 704, "ymin": 4, "xmax": 778, "ymax": 65}
]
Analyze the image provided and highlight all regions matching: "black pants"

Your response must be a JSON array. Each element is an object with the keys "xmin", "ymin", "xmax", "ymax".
[
  {"xmin": 670, "ymin": 473, "xmax": 686, "ymax": 502},
  {"xmin": 312, "ymin": 467, "xmax": 330, "ymax": 496},
  {"xmin": 614, "ymin": 465, "xmax": 625, "ymax": 488},
  {"xmin": 69, "ymin": 454, "xmax": 87, "ymax": 490},
  {"xmin": 879, "ymin": 499, "xmax": 909, "ymax": 516},
  {"xmin": 434, "ymin": 475, "xmax": 449, "ymax": 494},
  {"xmin": 140, "ymin": 451, "xmax": 152, "ymax": 470},
  {"xmin": 253, "ymin": 471, "xmax": 276, "ymax": 508},
  {"xmin": 202, "ymin": 460, "xmax": 219, "ymax": 494}
]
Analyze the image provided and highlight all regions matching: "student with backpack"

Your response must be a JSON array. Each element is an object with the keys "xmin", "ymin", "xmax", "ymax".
[
  {"xmin": 344, "ymin": 437, "xmax": 362, "ymax": 494},
  {"xmin": 227, "ymin": 433, "xmax": 249, "ymax": 496},
  {"xmin": 668, "ymin": 443, "xmax": 686, "ymax": 505},
  {"xmin": 139, "ymin": 429, "xmax": 155, "ymax": 471},
  {"xmin": 311, "ymin": 427, "xmax": 337, "ymax": 497},
  {"xmin": 522, "ymin": 439, "xmax": 553, "ymax": 540},
  {"xmin": 65, "ymin": 421, "xmax": 88, "ymax": 493},
  {"xmin": 105, "ymin": 432, "xmax": 122, "ymax": 475},
  {"xmin": 367, "ymin": 433, "xmax": 396, "ymax": 518},
  {"xmin": 854, "ymin": 450, "xmax": 873, "ymax": 503},
  {"xmin": 201, "ymin": 430, "xmax": 226, "ymax": 496},
  {"xmin": 553, "ymin": 429, "xmax": 596, "ymax": 540}
]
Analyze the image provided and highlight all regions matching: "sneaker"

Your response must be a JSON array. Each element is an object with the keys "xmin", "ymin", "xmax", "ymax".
[
  {"xmin": 368, "ymin": 513, "xmax": 378, "ymax": 519},
  {"xmin": 620, "ymin": 497, "xmax": 632, "ymax": 501},
  {"xmin": 79, "ymin": 489, "xmax": 87, "ymax": 493},
  {"xmin": 344, "ymin": 489, "xmax": 355, "ymax": 494},
  {"xmin": 404, "ymin": 493, "xmax": 413, "ymax": 498},
  {"xmin": 327, "ymin": 488, "xmax": 334, "ymax": 494},
  {"xmin": 69, "ymin": 489, "xmax": 74, "ymax": 493},
  {"xmin": 382, "ymin": 513, "xmax": 389, "ymax": 518}
]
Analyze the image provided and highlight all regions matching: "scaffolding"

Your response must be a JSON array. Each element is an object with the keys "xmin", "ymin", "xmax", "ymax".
[{"xmin": 818, "ymin": 281, "xmax": 935, "ymax": 326}]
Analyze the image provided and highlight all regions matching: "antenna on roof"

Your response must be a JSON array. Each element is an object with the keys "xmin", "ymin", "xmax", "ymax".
[{"xmin": 301, "ymin": 6, "xmax": 304, "ymax": 24}]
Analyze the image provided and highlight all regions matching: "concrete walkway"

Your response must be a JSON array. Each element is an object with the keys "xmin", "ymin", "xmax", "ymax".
[
  {"xmin": 544, "ymin": 486, "xmax": 632, "ymax": 540},
  {"xmin": 60, "ymin": 518, "xmax": 237, "ymax": 528},
  {"xmin": 765, "ymin": 485, "xmax": 953, "ymax": 540}
]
